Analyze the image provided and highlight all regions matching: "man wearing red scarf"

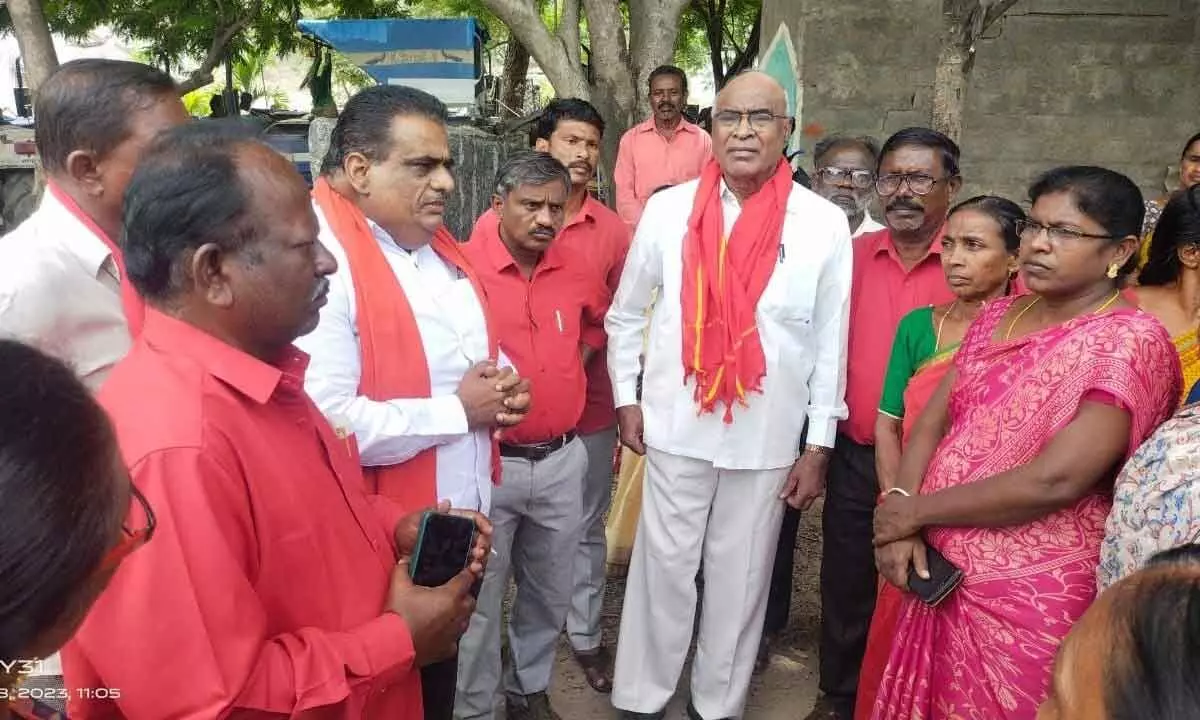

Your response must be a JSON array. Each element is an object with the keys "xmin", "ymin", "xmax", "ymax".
[
  {"xmin": 606, "ymin": 72, "xmax": 853, "ymax": 720},
  {"xmin": 0, "ymin": 59, "xmax": 187, "ymax": 391},
  {"xmin": 294, "ymin": 86, "xmax": 531, "ymax": 719}
]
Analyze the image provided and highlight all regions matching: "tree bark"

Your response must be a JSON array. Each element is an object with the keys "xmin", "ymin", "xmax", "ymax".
[
  {"xmin": 933, "ymin": 0, "xmax": 1021, "ymax": 143},
  {"xmin": 481, "ymin": 0, "xmax": 589, "ymax": 99},
  {"xmin": 498, "ymin": 39, "xmax": 531, "ymax": 117},
  {"xmin": 7, "ymin": 0, "xmax": 59, "ymax": 92},
  {"xmin": 931, "ymin": 42, "xmax": 968, "ymax": 143}
]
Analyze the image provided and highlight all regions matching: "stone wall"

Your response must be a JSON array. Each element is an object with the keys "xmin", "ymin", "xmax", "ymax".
[{"xmin": 761, "ymin": 0, "xmax": 1200, "ymax": 203}]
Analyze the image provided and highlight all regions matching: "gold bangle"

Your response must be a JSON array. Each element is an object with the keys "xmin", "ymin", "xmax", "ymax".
[{"xmin": 803, "ymin": 443, "xmax": 833, "ymax": 456}]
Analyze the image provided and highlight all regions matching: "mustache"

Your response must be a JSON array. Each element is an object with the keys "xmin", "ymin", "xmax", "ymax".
[
  {"xmin": 310, "ymin": 276, "xmax": 330, "ymax": 302},
  {"xmin": 569, "ymin": 161, "xmax": 593, "ymax": 173},
  {"xmin": 887, "ymin": 198, "xmax": 923, "ymax": 213},
  {"xmin": 657, "ymin": 102, "xmax": 676, "ymax": 110},
  {"xmin": 531, "ymin": 226, "xmax": 556, "ymax": 239}
]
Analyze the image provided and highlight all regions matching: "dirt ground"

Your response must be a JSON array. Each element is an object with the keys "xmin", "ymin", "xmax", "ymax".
[{"xmin": 543, "ymin": 501, "xmax": 827, "ymax": 719}]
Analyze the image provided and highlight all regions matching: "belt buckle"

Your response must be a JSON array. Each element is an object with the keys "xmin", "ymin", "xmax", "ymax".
[{"xmin": 527, "ymin": 442, "xmax": 553, "ymax": 462}]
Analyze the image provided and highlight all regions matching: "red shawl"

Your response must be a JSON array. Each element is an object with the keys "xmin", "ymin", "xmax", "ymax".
[
  {"xmin": 681, "ymin": 158, "xmax": 793, "ymax": 422},
  {"xmin": 48, "ymin": 181, "xmax": 146, "ymax": 338},
  {"xmin": 312, "ymin": 178, "xmax": 500, "ymax": 511}
]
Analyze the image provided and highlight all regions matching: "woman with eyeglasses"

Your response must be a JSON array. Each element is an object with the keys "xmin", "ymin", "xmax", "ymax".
[
  {"xmin": 1127, "ymin": 186, "xmax": 1200, "ymax": 404},
  {"xmin": 0, "ymin": 340, "xmax": 154, "ymax": 719},
  {"xmin": 869, "ymin": 166, "xmax": 1180, "ymax": 720},
  {"xmin": 854, "ymin": 195, "xmax": 1023, "ymax": 719}
]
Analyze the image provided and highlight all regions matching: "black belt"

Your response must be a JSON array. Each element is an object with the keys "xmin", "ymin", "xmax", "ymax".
[{"xmin": 499, "ymin": 431, "xmax": 577, "ymax": 462}]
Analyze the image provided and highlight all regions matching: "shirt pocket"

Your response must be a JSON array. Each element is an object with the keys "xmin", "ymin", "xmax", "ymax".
[{"xmin": 758, "ymin": 249, "xmax": 817, "ymax": 329}]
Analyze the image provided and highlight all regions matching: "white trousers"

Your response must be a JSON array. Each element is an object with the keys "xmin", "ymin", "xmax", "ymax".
[{"xmin": 611, "ymin": 448, "xmax": 788, "ymax": 719}]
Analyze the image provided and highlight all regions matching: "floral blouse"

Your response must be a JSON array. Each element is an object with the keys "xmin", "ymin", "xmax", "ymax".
[{"xmin": 1098, "ymin": 403, "xmax": 1200, "ymax": 591}]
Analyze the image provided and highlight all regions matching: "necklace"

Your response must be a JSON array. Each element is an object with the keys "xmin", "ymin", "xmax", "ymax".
[
  {"xmin": 935, "ymin": 301, "xmax": 958, "ymax": 350},
  {"xmin": 1004, "ymin": 290, "xmax": 1122, "ymax": 341}
]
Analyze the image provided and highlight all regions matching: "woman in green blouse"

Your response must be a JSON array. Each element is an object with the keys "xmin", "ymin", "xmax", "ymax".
[{"xmin": 873, "ymin": 195, "xmax": 1025, "ymax": 491}]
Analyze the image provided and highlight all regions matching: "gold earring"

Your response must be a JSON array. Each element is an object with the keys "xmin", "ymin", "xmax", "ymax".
[{"xmin": 1106, "ymin": 262, "xmax": 1120, "ymax": 279}]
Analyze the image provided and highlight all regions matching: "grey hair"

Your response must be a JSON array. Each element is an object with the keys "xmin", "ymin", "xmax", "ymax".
[
  {"xmin": 813, "ymin": 135, "xmax": 880, "ymax": 167},
  {"xmin": 493, "ymin": 150, "xmax": 571, "ymax": 199}
]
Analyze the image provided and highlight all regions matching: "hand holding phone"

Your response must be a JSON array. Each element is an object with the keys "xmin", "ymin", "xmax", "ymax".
[
  {"xmin": 386, "ymin": 559, "xmax": 475, "ymax": 666},
  {"xmin": 410, "ymin": 512, "xmax": 478, "ymax": 587}
]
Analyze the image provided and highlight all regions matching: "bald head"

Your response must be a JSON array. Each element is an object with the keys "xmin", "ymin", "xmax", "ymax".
[
  {"xmin": 711, "ymin": 71, "xmax": 792, "ymax": 196},
  {"xmin": 716, "ymin": 71, "xmax": 787, "ymax": 115}
]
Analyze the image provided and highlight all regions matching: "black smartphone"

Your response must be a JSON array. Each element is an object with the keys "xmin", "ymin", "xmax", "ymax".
[
  {"xmin": 410, "ymin": 512, "xmax": 477, "ymax": 588},
  {"xmin": 907, "ymin": 543, "xmax": 964, "ymax": 607}
]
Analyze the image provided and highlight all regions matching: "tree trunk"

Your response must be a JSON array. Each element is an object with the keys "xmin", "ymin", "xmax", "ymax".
[
  {"xmin": 7, "ymin": 0, "xmax": 59, "ymax": 92},
  {"xmin": 499, "ymin": 39, "xmax": 530, "ymax": 118},
  {"xmin": 724, "ymin": 5, "xmax": 762, "ymax": 83},
  {"xmin": 931, "ymin": 41, "xmax": 968, "ymax": 143}
]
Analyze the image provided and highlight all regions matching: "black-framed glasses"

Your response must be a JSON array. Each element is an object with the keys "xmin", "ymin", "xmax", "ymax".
[
  {"xmin": 875, "ymin": 173, "xmax": 950, "ymax": 196},
  {"xmin": 712, "ymin": 109, "xmax": 792, "ymax": 133},
  {"xmin": 1015, "ymin": 219, "xmax": 1117, "ymax": 244},
  {"xmin": 100, "ymin": 483, "xmax": 156, "ymax": 573},
  {"xmin": 815, "ymin": 167, "xmax": 874, "ymax": 189}
]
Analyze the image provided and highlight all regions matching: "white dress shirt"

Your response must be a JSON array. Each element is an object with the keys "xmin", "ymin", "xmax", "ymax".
[
  {"xmin": 854, "ymin": 211, "xmax": 885, "ymax": 238},
  {"xmin": 297, "ymin": 206, "xmax": 493, "ymax": 512},
  {"xmin": 0, "ymin": 191, "xmax": 130, "ymax": 391},
  {"xmin": 606, "ymin": 179, "xmax": 852, "ymax": 471}
]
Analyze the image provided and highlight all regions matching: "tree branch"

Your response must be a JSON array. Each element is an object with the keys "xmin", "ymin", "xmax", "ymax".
[
  {"xmin": 724, "ymin": 4, "xmax": 760, "ymax": 81},
  {"xmin": 176, "ymin": 2, "xmax": 262, "ymax": 94},
  {"xmin": 982, "ymin": 0, "xmax": 1021, "ymax": 31},
  {"xmin": 558, "ymin": 0, "xmax": 581, "ymax": 69},
  {"xmin": 483, "ymin": 0, "xmax": 588, "ymax": 97}
]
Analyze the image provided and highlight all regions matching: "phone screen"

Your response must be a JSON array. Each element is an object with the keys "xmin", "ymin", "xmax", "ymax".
[{"xmin": 411, "ymin": 513, "xmax": 476, "ymax": 587}]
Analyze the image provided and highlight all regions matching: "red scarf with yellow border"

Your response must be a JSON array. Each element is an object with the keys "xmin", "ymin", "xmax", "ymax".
[{"xmin": 681, "ymin": 158, "xmax": 792, "ymax": 422}]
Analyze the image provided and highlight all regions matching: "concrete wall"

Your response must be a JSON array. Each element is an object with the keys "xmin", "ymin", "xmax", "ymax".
[{"xmin": 761, "ymin": 0, "xmax": 1200, "ymax": 203}]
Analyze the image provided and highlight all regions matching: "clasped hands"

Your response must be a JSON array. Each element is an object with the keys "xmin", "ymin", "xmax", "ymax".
[
  {"xmin": 873, "ymin": 492, "xmax": 931, "ymax": 591},
  {"xmin": 456, "ymin": 360, "xmax": 532, "ymax": 438}
]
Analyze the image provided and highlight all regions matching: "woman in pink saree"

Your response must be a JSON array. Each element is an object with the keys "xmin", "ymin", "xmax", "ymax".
[{"xmin": 870, "ymin": 166, "xmax": 1181, "ymax": 720}]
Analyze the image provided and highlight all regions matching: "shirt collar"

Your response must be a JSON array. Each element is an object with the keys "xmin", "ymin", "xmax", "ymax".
[
  {"xmin": 637, "ymin": 116, "xmax": 698, "ymax": 135},
  {"xmin": 562, "ymin": 195, "xmax": 599, "ymax": 232},
  {"xmin": 40, "ymin": 189, "xmax": 115, "ymax": 279},
  {"xmin": 141, "ymin": 309, "xmax": 308, "ymax": 405},
  {"xmin": 871, "ymin": 224, "xmax": 946, "ymax": 263}
]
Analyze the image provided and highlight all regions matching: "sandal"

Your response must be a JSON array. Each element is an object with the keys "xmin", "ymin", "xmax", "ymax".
[{"xmin": 573, "ymin": 646, "xmax": 614, "ymax": 693}]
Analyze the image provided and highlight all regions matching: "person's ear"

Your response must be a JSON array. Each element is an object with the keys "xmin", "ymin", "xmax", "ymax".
[
  {"xmin": 1178, "ymin": 243, "xmax": 1200, "ymax": 271},
  {"xmin": 64, "ymin": 150, "xmax": 104, "ymax": 199},
  {"xmin": 344, "ymin": 152, "xmax": 372, "ymax": 197},
  {"xmin": 190, "ymin": 243, "xmax": 237, "ymax": 308},
  {"xmin": 534, "ymin": 138, "xmax": 550, "ymax": 153}
]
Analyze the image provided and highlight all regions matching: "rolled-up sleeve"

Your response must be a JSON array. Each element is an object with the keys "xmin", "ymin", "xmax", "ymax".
[
  {"xmin": 606, "ymin": 199, "xmax": 664, "ymax": 409},
  {"xmin": 804, "ymin": 220, "xmax": 853, "ymax": 447}
]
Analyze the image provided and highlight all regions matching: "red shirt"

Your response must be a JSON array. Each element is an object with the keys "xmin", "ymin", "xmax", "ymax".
[
  {"xmin": 842, "ymin": 228, "xmax": 955, "ymax": 445},
  {"xmin": 63, "ymin": 311, "xmax": 420, "ymax": 719},
  {"xmin": 465, "ymin": 215, "xmax": 608, "ymax": 444},
  {"xmin": 473, "ymin": 199, "xmax": 630, "ymax": 434}
]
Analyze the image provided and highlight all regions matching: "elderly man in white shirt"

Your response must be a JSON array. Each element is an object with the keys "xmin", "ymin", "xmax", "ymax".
[
  {"xmin": 606, "ymin": 72, "xmax": 851, "ymax": 720},
  {"xmin": 295, "ymin": 85, "xmax": 530, "ymax": 720},
  {"xmin": 0, "ymin": 59, "xmax": 186, "ymax": 391}
]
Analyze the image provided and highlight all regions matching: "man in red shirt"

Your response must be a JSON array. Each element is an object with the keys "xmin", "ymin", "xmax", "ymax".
[
  {"xmin": 807, "ymin": 128, "xmax": 960, "ymax": 720},
  {"xmin": 475, "ymin": 98, "xmax": 630, "ymax": 691},
  {"xmin": 457, "ymin": 152, "xmax": 607, "ymax": 720},
  {"xmin": 62, "ymin": 122, "xmax": 488, "ymax": 719}
]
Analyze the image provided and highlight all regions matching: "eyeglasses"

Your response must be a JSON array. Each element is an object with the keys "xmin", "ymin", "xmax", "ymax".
[
  {"xmin": 815, "ymin": 167, "xmax": 874, "ymax": 189},
  {"xmin": 99, "ymin": 483, "xmax": 156, "ymax": 573},
  {"xmin": 712, "ymin": 109, "xmax": 792, "ymax": 133},
  {"xmin": 875, "ymin": 173, "xmax": 950, "ymax": 196},
  {"xmin": 1015, "ymin": 219, "xmax": 1117, "ymax": 244}
]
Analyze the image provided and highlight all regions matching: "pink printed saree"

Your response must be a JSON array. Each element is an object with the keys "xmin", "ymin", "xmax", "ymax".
[{"xmin": 871, "ymin": 295, "xmax": 1180, "ymax": 720}]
